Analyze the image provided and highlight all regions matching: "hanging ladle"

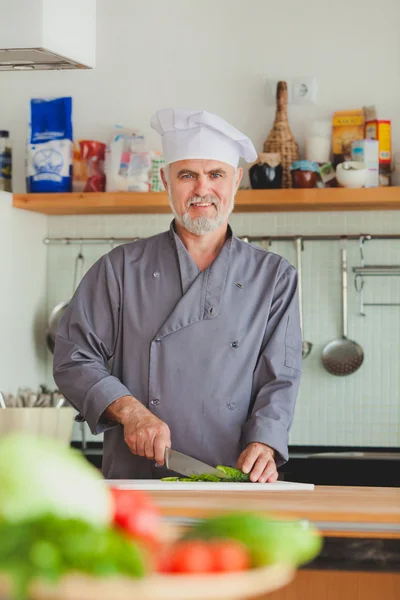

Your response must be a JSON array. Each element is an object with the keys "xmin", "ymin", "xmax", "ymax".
[
  {"xmin": 322, "ymin": 248, "xmax": 364, "ymax": 376},
  {"xmin": 295, "ymin": 237, "xmax": 312, "ymax": 359}
]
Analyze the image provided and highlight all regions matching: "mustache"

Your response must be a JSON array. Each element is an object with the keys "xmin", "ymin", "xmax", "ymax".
[{"xmin": 186, "ymin": 194, "xmax": 220, "ymax": 211}]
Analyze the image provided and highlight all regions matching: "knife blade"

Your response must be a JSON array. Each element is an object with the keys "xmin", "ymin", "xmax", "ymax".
[{"xmin": 165, "ymin": 448, "xmax": 229, "ymax": 479}]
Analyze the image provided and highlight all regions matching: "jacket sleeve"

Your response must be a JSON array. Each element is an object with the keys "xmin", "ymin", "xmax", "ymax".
[
  {"xmin": 242, "ymin": 263, "xmax": 302, "ymax": 466},
  {"xmin": 53, "ymin": 252, "xmax": 132, "ymax": 435}
]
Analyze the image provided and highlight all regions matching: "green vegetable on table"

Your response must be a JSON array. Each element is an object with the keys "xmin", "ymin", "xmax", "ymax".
[
  {"xmin": 0, "ymin": 435, "xmax": 147, "ymax": 600},
  {"xmin": 184, "ymin": 512, "xmax": 323, "ymax": 568},
  {"xmin": 161, "ymin": 466, "xmax": 250, "ymax": 483},
  {"xmin": 0, "ymin": 514, "xmax": 146, "ymax": 599},
  {"xmin": 0, "ymin": 434, "xmax": 112, "ymax": 525}
]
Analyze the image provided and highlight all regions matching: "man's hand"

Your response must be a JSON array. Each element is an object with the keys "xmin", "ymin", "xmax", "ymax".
[
  {"xmin": 104, "ymin": 396, "xmax": 171, "ymax": 465},
  {"xmin": 236, "ymin": 442, "xmax": 278, "ymax": 483}
]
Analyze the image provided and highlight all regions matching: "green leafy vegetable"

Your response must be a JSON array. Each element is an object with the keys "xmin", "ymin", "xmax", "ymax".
[
  {"xmin": 161, "ymin": 465, "xmax": 250, "ymax": 483},
  {"xmin": 184, "ymin": 512, "xmax": 323, "ymax": 568},
  {"xmin": 0, "ymin": 515, "xmax": 146, "ymax": 599},
  {"xmin": 0, "ymin": 434, "xmax": 112, "ymax": 526},
  {"xmin": 216, "ymin": 466, "xmax": 250, "ymax": 482}
]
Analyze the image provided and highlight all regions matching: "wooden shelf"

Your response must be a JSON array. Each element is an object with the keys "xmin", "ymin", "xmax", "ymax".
[{"xmin": 12, "ymin": 187, "xmax": 400, "ymax": 216}]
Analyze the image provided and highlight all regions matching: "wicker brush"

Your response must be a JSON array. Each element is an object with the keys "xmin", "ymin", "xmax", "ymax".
[{"xmin": 264, "ymin": 81, "xmax": 300, "ymax": 188}]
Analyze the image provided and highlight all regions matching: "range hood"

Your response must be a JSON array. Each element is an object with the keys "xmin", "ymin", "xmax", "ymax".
[{"xmin": 0, "ymin": 0, "xmax": 96, "ymax": 71}]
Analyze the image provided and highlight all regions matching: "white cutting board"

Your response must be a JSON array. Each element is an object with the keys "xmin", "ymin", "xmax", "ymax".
[{"xmin": 106, "ymin": 479, "xmax": 314, "ymax": 491}]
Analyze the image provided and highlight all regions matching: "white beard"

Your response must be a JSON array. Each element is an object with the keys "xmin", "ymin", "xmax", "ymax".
[{"xmin": 168, "ymin": 192, "xmax": 235, "ymax": 236}]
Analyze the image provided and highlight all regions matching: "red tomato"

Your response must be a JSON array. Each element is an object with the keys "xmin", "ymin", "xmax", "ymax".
[
  {"xmin": 157, "ymin": 539, "xmax": 250, "ymax": 574},
  {"xmin": 169, "ymin": 541, "xmax": 214, "ymax": 574},
  {"xmin": 110, "ymin": 488, "xmax": 161, "ymax": 549},
  {"xmin": 209, "ymin": 540, "xmax": 250, "ymax": 572}
]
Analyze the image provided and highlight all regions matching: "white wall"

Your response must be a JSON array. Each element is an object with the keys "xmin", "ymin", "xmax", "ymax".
[
  {"xmin": 0, "ymin": 0, "xmax": 399, "ymax": 192},
  {"xmin": 0, "ymin": 193, "xmax": 47, "ymax": 392}
]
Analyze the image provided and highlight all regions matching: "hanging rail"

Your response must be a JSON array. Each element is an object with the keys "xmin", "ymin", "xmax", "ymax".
[{"xmin": 43, "ymin": 234, "xmax": 400, "ymax": 245}]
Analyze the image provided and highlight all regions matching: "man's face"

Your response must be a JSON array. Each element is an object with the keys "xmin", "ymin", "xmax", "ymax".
[{"xmin": 161, "ymin": 159, "xmax": 243, "ymax": 236}]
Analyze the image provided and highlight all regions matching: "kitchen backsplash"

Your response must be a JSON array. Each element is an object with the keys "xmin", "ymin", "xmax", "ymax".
[{"xmin": 46, "ymin": 210, "xmax": 400, "ymax": 448}]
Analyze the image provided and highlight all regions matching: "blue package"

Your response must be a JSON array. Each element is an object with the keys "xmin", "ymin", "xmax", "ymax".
[{"xmin": 26, "ymin": 97, "xmax": 73, "ymax": 193}]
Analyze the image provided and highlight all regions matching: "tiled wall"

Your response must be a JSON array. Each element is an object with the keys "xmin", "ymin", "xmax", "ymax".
[{"xmin": 46, "ymin": 210, "xmax": 400, "ymax": 448}]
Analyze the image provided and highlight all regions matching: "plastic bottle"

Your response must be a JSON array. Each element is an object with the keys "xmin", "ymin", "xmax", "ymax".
[{"xmin": 0, "ymin": 131, "xmax": 12, "ymax": 192}]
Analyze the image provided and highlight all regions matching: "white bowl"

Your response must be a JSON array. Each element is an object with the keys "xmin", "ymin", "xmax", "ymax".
[{"xmin": 336, "ymin": 161, "xmax": 368, "ymax": 188}]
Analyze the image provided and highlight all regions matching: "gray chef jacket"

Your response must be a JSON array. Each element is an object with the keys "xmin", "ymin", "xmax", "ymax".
[{"xmin": 53, "ymin": 222, "xmax": 302, "ymax": 479}]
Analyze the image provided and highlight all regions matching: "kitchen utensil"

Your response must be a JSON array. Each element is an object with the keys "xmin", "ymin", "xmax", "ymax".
[
  {"xmin": 0, "ymin": 407, "xmax": 75, "ymax": 443},
  {"xmin": 295, "ymin": 237, "xmax": 312, "ymax": 359},
  {"xmin": 164, "ymin": 448, "xmax": 230, "ymax": 479},
  {"xmin": 336, "ymin": 161, "xmax": 368, "ymax": 188},
  {"xmin": 107, "ymin": 479, "xmax": 314, "ymax": 492},
  {"xmin": 55, "ymin": 396, "xmax": 66, "ymax": 409},
  {"xmin": 322, "ymin": 248, "xmax": 364, "ymax": 376},
  {"xmin": 264, "ymin": 81, "xmax": 300, "ymax": 188},
  {"xmin": 46, "ymin": 247, "xmax": 85, "ymax": 353}
]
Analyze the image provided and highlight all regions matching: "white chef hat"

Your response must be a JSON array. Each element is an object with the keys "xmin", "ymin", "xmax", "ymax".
[{"xmin": 150, "ymin": 108, "xmax": 257, "ymax": 168}]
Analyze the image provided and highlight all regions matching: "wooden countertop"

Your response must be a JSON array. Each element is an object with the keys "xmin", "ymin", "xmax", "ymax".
[{"xmin": 147, "ymin": 485, "xmax": 400, "ymax": 539}]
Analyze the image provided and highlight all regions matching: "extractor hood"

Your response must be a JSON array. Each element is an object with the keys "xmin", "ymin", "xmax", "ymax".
[{"xmin": 0, "ymin": 0, "xmax": 96, "ymax": 71}]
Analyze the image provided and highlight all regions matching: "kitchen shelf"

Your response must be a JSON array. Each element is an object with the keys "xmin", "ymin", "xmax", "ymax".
[{"xmin": 12, "ymin": 187, "xmax": 400, "ymax": 216}]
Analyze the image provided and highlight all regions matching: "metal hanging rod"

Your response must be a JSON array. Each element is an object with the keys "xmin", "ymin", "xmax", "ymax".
[
  {"xmin": 43, "ymin": 234, "xmax": 400, "ymax": 245},
  {"xmin": 44, "ymin": 237, "xmax": 140, "ymax": 245},
  {"xmin": 353, "ymin": 266, "xmax": 400, "ymax": 276}
]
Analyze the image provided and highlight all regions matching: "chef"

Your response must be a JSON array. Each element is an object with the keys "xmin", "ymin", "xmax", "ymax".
[{"xmin": 53, "ymin": 108, "xmax": 302, "ymax": 483}]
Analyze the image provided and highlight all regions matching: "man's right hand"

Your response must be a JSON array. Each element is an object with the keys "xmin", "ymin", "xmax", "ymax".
[{"xmin": 104, "ymin": 395, "xmax": 171, "ymax": 466}]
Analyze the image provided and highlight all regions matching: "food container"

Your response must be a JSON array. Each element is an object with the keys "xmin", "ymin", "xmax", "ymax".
[
  {"xmin": 351, "ymin": 140, "xmax": 379, "ymax": 188},
  {"xmin": 332, "ymin": 110, "xmax": 364, "ymax": 167},
  {"xmin": 0, "ymin": 408, "xmax": 75, "ymax": 444},
  {"xmin": 305, "ymin": 121, "xmax": 331, "ymax": 164},
  {"xmin": 336, "ymin": 161, "xmax": 368, "ymax": 188},
  {"xmin": 73, "ymin": 140, "xmax": 106, "ymax": 192},
  {"xmin": 290, "ymin": 161, "xmax": 319, "ymax": 188},
  {"xmin": 249, "ymin": 153, "xmax": 283, "ymax": 189},
  {"xmin": 365, "ymin": 119, "xmax": 391, "ymax": 164}
]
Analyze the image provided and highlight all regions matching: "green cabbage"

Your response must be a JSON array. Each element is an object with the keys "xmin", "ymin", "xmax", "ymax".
[{"xmin": 0, "ymin": 434, "xmax": 112, "ymax": 525}]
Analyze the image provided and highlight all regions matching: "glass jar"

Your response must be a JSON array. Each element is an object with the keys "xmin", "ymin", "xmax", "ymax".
[
  {"xmin": 305, "ymin": 121, "xmax": 331, "ymax": 164},
  {"xmin": 290, "ymin": 160, "xmax": 319, "ymax": 188},
  {"xmin": 0, "ymin": 130, "xmax": 12, "ymax": 193},
  {"xmin": 249, "ymin": 153, "xmax": 283, "ymax": 189}
]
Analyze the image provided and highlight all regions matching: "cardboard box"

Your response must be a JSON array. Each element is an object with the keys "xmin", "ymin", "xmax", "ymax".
[
  {"xmin": 365, "ymin": 120, "xmax": 391, "ymax": 164},
  {"xmin": 332, "ymin": 110, "xmax": 365, "ymax": 165},
  {"xmin": 351, "ymin": 139, "xmax": 379, "ymax": 188}
]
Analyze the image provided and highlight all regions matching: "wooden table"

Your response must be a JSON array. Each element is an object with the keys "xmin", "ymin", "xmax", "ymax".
[
  {"xmin": 148, "ymin": 485, "xmax": 400, "ymax": 539},
  {"xmin": 147, "ymin": 485, "xmax": 400, "ymax": 600}
]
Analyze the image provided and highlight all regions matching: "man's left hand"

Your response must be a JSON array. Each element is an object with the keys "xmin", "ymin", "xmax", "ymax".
[{"xmin": 236, "ymin": 442, "xmax": 278, "ymax": 483}]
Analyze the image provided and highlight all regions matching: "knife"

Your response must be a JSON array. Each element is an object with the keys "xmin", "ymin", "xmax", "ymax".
[{"xmin": 164, "ymin": 448, "xmax": 230, "ymax": 479}]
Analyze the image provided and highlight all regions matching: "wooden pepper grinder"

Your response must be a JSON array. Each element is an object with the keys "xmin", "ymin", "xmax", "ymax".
[{"xmin": 264, "ymin": 81, "xmax": 300, "ymax": 188}]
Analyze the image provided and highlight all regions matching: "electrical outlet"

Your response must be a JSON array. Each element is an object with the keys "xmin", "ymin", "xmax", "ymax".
[{"xmin": 291, "ymin": 77, "xmax": 317, "ymax": 105}]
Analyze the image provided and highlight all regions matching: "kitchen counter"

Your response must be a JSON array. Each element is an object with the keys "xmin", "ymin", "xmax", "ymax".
[
  {"xmin": 144, "ymin": 485, "xmax": 400, "ymax": 539},
  {"xmin": 146, "ymin": 485, "xmax": 400, "ymax": 599}
]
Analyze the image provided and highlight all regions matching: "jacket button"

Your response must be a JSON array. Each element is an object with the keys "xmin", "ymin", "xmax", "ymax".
[
  {"xmin": 153, "ymin": 271, "xmax": 160, "ymax": 278},
  {"xmin": 235, "ymin": 282, "xmax": 243, "ymax": 288},
  {"xmin": 228, "ymin": 402, "xmax": 236, "ymax": 410},
  {"xmin": 150, "ymin": 399, "xmax": 160, "ymax": 406},
  {"xmin": 155, "ymin": 337, "xmax": 162, "ymax": 343},
  {"xmin": 231, "ymin": 340, "xmax": 239, "ymax": 348}
]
